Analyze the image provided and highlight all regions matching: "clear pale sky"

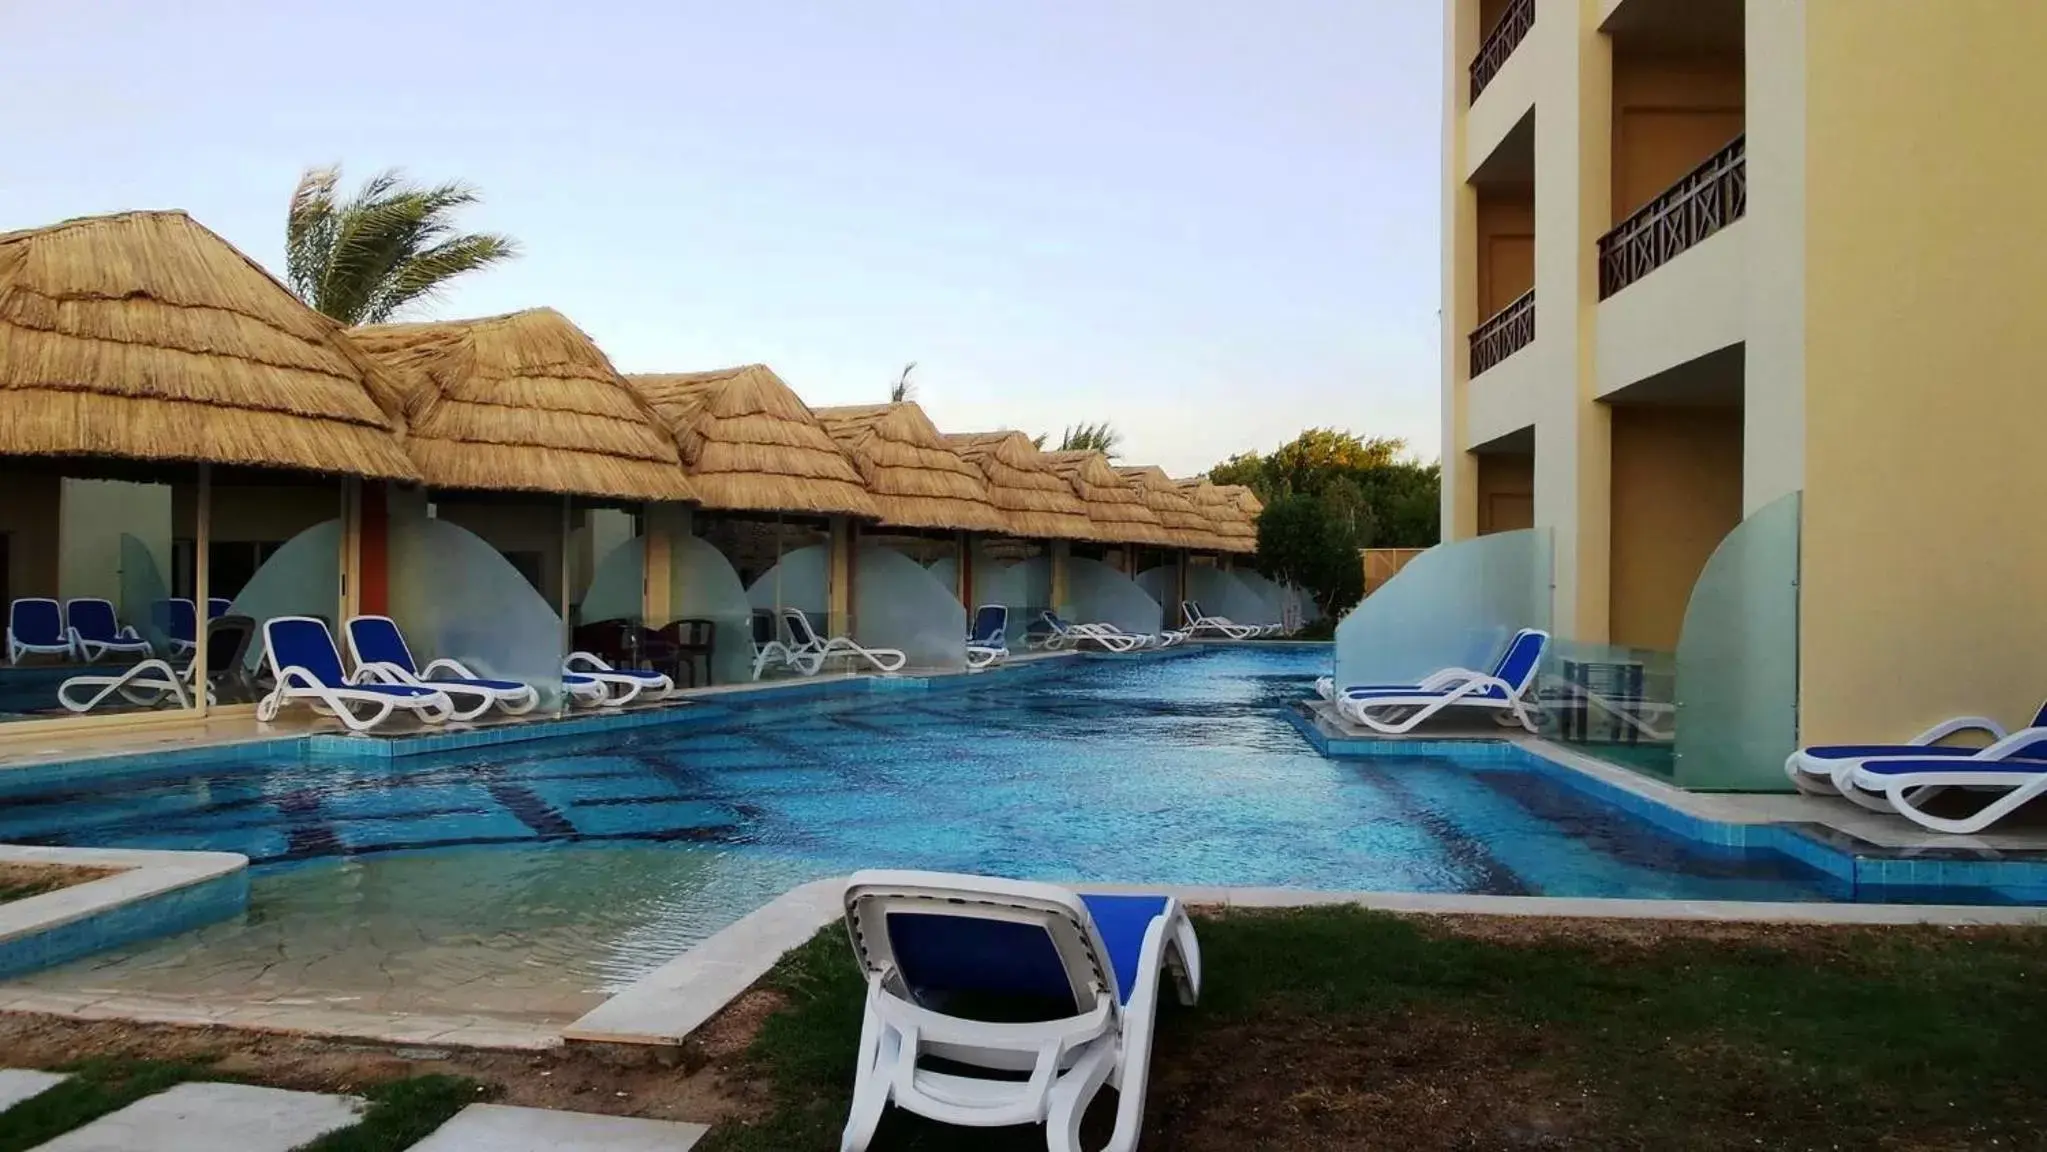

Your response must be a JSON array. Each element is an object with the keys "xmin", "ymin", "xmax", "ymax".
[{"xmin": 4, "ymin": 1, "xmax": 1443, "ymax": 477}]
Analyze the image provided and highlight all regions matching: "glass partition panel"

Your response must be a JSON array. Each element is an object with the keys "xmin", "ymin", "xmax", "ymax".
[
  {"xmin": 0, "ymin": 462, "xmax": 195, "ymax": 724},
  {"xmin": 571, "ymin": 508, "xmax": 641, "ymax": 627},
  {"xmin": 1063, "ymin": 555, "xmax": 1163, "ymax": 637},
  {"xmin": 1538, "ymin": 637, "xmax": 1677, "ymax": 779},
  {"xmin": 925, "ymin": 555, "xmax": 959, "ymax": 593},
  {"xmin": 745, "ymin": 544, "xmax": 831, "ymax": 621},
  {"xmin": 227, "ymin": 518, "xmax": 342, "ymax": 676},
  {"xmin": 971, "ymin": 558, "xmax": 1024, "ymax": 645},
  {"xmin": 855, "ymin": 544, "xmax": 966, "ymax": 672},
  {"xmin": 1673, "ymin": 491, "xmax": 1801, "ymax": 792},
  {"xmin": 1008, "ymin": 555, "xmax": 1053, "ymax": 636},
  {"xmin": 1331, "ymin": 527, "xmax": 1552, "ymax": 689},
  {"xmin": 430, "ymin": 496, "xmax": 565, "ymax": 609},
  {"xmin": 667, "ymin": 532, "xmax": 755, "ymax": 686},
  {"xmin": 1134, "ymin": 564, "xmax": 1176, "ymax": 615},
  {"xmin": 389, "ymin": 509, "xmax": 565, "ymax": 711},
  {"xmin": 1232, "ymin": 570, "xmax": 1291, "ymax": 628},
  {"xmin": 1187, "ymin": 566, "xmax": 1272, "ymax": 630}
]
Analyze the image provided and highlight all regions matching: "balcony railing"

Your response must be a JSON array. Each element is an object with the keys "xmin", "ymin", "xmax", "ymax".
[
  {"xmin": 1598, "ymin": 134, "xmax": 1747, "ymax": 299},
  {"xmin": 1469, "ymin": 289, "xmax": 1535, "ymax": 377},
  {"xmin": 1470, "ymin": 0, "xmax": 1535, "ymax": 101}
]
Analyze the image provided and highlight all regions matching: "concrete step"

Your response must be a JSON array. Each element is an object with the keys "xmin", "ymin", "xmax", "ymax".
[
  {"xmin": 31, "ymin": 1082, "xmax": 363, "ymax": 1152},
  {"xmin": 0, "ymin": 1069, "xmax": 68, "ymax": 1111}
]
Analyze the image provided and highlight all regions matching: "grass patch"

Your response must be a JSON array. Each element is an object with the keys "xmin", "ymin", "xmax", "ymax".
[
  {"xmin": 292, "ymin": 1074, "xmax": 495, "ymax": 1152},
  {"xmin": 0, "ymin": 863, "xmax": 115, "ymax": 904},
  {"xmin": 0, "ymin": 1057, "xmax": 217, "ymax": 1152},
  {"xmin": 702, "ymin": 908, "xmax": 2047, "ymax": 1151}
]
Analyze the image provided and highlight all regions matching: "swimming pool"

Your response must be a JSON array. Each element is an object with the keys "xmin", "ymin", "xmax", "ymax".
[{"xmin": 0, "ymin": 647, "xmax": 1855, "ymax": 1020}]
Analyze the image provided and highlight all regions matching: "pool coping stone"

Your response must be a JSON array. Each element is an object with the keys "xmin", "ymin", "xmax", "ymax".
[{"xmin": 0, "ymin": 845, "xmax": 248, "ymax": 982}]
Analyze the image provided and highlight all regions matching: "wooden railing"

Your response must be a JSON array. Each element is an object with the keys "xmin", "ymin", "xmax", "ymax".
[
  {"xmin": 1469, "ymin": 289, "xmax": 1535, "ymax": 377},
  {"xmin": 1470, "ymin": 0, "xmax": 1535, "ymax": 101},
  {"xmin": 1598, "ymin": 134, "xmax": 1747, "ymax": 299}
]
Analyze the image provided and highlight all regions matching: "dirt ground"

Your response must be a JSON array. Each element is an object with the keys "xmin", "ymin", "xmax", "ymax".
[{"xmin": 0, "ymin": 863, "xmax": 121, "ymax": 903}]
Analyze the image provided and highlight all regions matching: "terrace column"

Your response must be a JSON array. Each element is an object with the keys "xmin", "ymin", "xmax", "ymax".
[
  {"xmin": 1049, "ymin": 539, "xmax": 1071, "ymax": 613},
  {"xmin": 645, "ymin": 504, "xmax": 689, "ymax": 627},
  {"xmin": 956, "ymin": 531, "xmax": 973, "ymax": 611},
  {"xmin": 829, "ymin": 516, "xmax": 855, "ymax": 635}
]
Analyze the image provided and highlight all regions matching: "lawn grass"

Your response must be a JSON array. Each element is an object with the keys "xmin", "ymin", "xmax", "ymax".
[
  {"xmin": 702, "ymin": 907, "xmax": 2047, "ymax": 1151},
  {"xmin": 0, "ymin": 1055, "xmax": 488, "ymax": 1152}
]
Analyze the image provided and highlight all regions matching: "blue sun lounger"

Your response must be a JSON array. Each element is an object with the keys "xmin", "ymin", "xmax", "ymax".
[
  {"xmin": 967, "ymin": 604, "xmax": 1009, "ymax": 669},
  {"xmin": 6, "ymin": 598, "xmax": 73, "ymax": 663},
  {"xmin": 838, "ymin": 870, "xmax": 1201, "ymax": 1152},
  {"xmin": 1841, "ymin": 731, "xmax": 2047, "ymax": 834},
  {"xmin": 345, "ymin": 615, "xmax": 540, "ymax": 721},
  {"xmin": 65, "ymin": 598, "xmax": 153, "ymax": 662},
  {"xmin": 257, "ymin": 616, "xmax": 454, "ymax": 733},
  {"xmin": 1330, "ymin": 628, "xmax": 1550, "ymax": 734},
  {"xmin": 1785, "ymin": 699, "xmax": 2047, "ymax": 796}
]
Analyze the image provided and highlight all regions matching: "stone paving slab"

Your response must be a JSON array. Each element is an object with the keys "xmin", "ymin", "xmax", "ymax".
[
  {"xmin": 0, "ymin": 1068, "xmax": 67, "ymax": 1111},
  {"xmin": 408, "ymin": 1103, "xmax": 709, "ymax": 1150},
  {"xmin": 33, "ymin": 1082, "xmax": 362, "ymax": 1152}
]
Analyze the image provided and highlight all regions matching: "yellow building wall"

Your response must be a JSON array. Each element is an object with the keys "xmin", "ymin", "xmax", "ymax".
[
  {"xmin": 1475, "ymin": 452, "xmax": 1535, "ymax": 535},
  {"xmin": 1607, "ymin": 407, "xmax": 1742, "ymax": 651},
  {"xmin": 1799, "ymin": 0, "xmax": 2047, "ymax": 742},
  {"xmin": 1610, "ymin": 52, "xmax": 1745, "ymax": 220}
]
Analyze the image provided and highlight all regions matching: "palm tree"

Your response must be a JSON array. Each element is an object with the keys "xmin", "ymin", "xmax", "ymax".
[
  {"xmin": 890, "ymin": 362, "xmax": 917, "ymax": 403},
  {"xmin": 285, "ymin": 165, "xmax": 520, "ymax": 325},
  {"xmin": 1054, "ymin": 422, "xmax": 1123, "ymax": 456}
]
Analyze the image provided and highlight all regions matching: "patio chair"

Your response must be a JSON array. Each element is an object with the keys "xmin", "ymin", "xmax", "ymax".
[
  {"xmin": 1034, "ymin": 611, "xmax": 1143, "ymax": 654},
  {"xmin": 6, "ymin": 598, "xmax": 74, "ymax": 663},
  {"xmin": 563, "ymin": 650, "xmax": 674, "ymax": 707},
  {"xmin": 779, "ymin": 607, "xmax": 906, "ymax": 675},
  {"xmin": 1841, "ymin": 731, "xmax": 2047, "ymax": 834},
  {"xmin": 207, "ymin": 597, "xmax": 233, "ymax": 619},
  {"xmin": 1784, "ymin": 700, "xmax": 2047, "ymax": 796},
  {"xmin": 838, "ymin": 870, "xmax": 1201, "ymax": 1152},
  {"xmin": 152, "ymin": 598, "xmax": 200, "ymax": 658},
  {"xmin": 748, "ymin": 608, "xmax": 794, "ymax": 681},
  {"xmin": 64, "ymin": 598, "xmax": 153, "ymax": 662},
  {"xmin": 255, "ymin": 616, "xmax": 454, "ymax": 733},
  {"xmin": 1179, "ymin": 600, "xmax": 1272, "ymax": 640},
  {"xmin": 1331, "ymin": 628, "xmax": 1550, "ymax": 734},
  {"xmin": 344, "ymin": 615, "xmax": 541, "ymax": 721},
  {"xmin": 967, "ymin": 604, "xmax": 1010, "ymax": 669}
]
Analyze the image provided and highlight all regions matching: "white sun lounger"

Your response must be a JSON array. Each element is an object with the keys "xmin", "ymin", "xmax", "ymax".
[
  {"xmin": 1180, "ymin": 600, "xmax": 1273, "ymax": 640},
  {"xmin": 1331, "ymin": 628, "xmax": 1550, "ymax": 734},
  {"xmin": 1842, "ymin": 731, "xmax": 2047, "ymax": 834},
  {"xmin": 967, "ymin": 604, "xmax": 1010, "ymax": 670},
  {"xmin": 780, "ymin": 608, "xmax": 907, "ymax": 675},
  {"xmin": 57, "ymin": 615, "xmax": 258, "ymax": 715},
  {"xmin": 563, "ymin": 651, "xmax": 674, "ymax": 707},
  {"xmin": 749, "ymin": 608, "xmax": 796, "ymax": 680},
  {"xmin": 344, "ymin": 615, "xmax": 541, "ymax": 721},
  {"xmin": 1033, "ymin": 612, "xmax": 1163, "ymax": 654},
  {"xmin": 838, "ymin": 870, "xmax": 1201, "ymax": 1152},
  {"xmin": 256, "ymin": 616, "xmax": 454, "ymax": 732},
  {"xmin": 1784, "ymin": 700, "xmax": 2047, "ymax": 796}
]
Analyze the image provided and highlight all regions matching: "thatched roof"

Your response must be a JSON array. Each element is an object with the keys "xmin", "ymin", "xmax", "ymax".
[
  {"xmin": 0, "ymin": 210, "xmax": 417, "ymax": 478},
  {"xmin": 813, "ymin": 403, "xmax": 1010, "ymax": 533},
  {"xmin": 1222, "ymin": 484, "xmax": 1266, "ymax": 516},
  {"xmin": 1176, "ymin": 478, "xmax": 1260, "ymax": 554},
  {"xmin": 1117, "ymin": 465, "xmax": 1228, "ymax": 552},
  {"xmin": 944, "ymin": 431, "xmax": 1094, "ymax": 541},
  {"xmin": 1040, "ymin": 450, "xmax": 1171, "ymax": 545},
  {"xmin": 622, "ymin": 365, "xmax": 878, "ymax": 518},
  {"xmin": 352, "ymin": 309, "xmax": 693, "ymax": 501}
]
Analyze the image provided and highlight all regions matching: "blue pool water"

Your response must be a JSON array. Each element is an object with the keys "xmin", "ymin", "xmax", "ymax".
[{"xmin": 0, "ymin": 647, "xmax": 1869, "ymax": 1013}]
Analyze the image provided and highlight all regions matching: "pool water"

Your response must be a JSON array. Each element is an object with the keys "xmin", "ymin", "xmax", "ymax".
[{"xmin": 0, "ymin": 647, "xmax": 1842, "ymax": 1021}]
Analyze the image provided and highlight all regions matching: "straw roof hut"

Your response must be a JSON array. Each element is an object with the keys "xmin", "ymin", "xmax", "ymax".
[
  {"xmin": 1176, "ymin": 478, "xmax": 1260, "ymax": 553},
  {"xmin": 1040, "ymin": 450, "xmax": 1171, "ymax": 545},
  {"xmin": 1117, "ymin": 465, "xmax": 1229, "ymax": 552},
  {"xmin": 813, "ymin": 403, "xmax": 1010, "ymax": 534},
  {"xmin": 944, "ymin": 431, "xmax": 1094, "ymax": 541},
  {"xmin": 0, "ymin": 210, "xmax": 416, "ymax": 478},
  {"xmin": 622, "ymin": 365, "xmax": 879, "ymax": 518},
  {"xmin": 1222, "ymin": 484, "xmax": 1266, "ymax": 517},
  {"xmin": 351, "ymin": 309, "xmax": 693, "ymax": 501}
]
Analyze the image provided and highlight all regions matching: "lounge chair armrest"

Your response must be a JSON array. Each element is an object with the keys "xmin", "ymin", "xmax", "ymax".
[
  {"xmin": 349, "ymin": 662, "xmax": 414, "ymax": 686},
  {"xmin": 871, "ymin": 979, "xmax": 1114, "ymax": 1052},
  {"xmin": 1911, "ymin": 715, "xmax": 2006, "ymax": 745},
  {"xmin": 420, "ymin": 656, "xmax": 481, "ymax": 680},
  {"xmin": 1972, "ymin": 726, "xmax": 2047, "ymax": 760},
  {"xmin": 1416, "ymin": 667, "xmax": 1484, "ymax": 690}
]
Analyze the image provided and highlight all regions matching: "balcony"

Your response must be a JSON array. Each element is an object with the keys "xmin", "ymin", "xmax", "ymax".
[
  {"xmin": 1470, "ymin": 289, "xmax": 1534, "ymax": 377},
  {"xmin": 1471, "ymin": 0, "xmax": 1535, "ymax": 101},
  {"xmin": 1598, "ymin": 134, "xmax": 1746, "ymax": 299}
]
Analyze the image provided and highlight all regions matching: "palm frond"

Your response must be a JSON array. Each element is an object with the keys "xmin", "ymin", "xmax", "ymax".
[{"xmin": 283, "ymin": 165, "xmax": 520, "ymax": 324}]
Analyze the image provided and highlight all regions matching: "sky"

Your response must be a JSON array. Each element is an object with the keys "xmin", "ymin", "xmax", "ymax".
[{"xmin": 3, "ymin": 1, "xmax": 1443, "ymax": 477}]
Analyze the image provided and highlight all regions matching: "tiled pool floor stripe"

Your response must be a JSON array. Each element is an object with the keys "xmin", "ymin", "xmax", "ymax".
[{"xmin": 1354, "ymin": 764, "xmax": 1530, "ymax": 896}]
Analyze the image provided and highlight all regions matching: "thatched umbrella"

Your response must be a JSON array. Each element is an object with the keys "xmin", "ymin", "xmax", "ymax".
[
  {"xmin": 944, "ymin": 431, "xmax": 1094, "ymax": 541},
  {"xmin": 351, "ymin": 309, "xmax": 694, "ymax": 501},
  {"xmin": 1177, "ymin": 478, "xmax": 1261, "ymax": 554},
  {"xmin": 1116, "ymin": 465, "xmax": 1229, "ymax": 552},
  {"xmin": 622, "ymin": 365, "xmax": 879, "ymax": 518},
  {"xmin": 1040, "ymin": 450, "xmax": 1172, "ymax": 545},
  {"xmin": 0, "ymin": 210, "xmax": 416, "ymax": 478},
  {"xmin": 813, "ymin": 403, "xmax": 1011, "ymax": 534}
]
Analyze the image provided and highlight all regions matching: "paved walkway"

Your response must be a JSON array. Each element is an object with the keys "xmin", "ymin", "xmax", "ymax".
[{"xmin": 0, "ymin": 1072, "xmax": 709, "ymax": 1151}]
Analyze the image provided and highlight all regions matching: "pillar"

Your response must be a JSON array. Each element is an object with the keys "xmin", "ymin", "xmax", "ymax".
[
  {"xmin": 1050, "ymin": 539, "xmax": 1071, "ymax": 613},
  {"xmin": 828, "ymin": 516, "xmax": 855, "ymax": 636},
  {"xmin": 645, "ymin": 503, "xmax": 690, "ymax": 626}
]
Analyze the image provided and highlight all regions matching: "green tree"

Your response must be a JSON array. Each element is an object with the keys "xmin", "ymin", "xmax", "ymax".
[
  {"xmin": 285, "ymin": 165, "xmax": 520, "ymax": 325},
  {"xmin": 1034, "ymin": 422, "xmax": 1123, "ymax": 456},
  {"xmin": 1254, "ymin": 488, "xmax": 1366, "ymax": 616}
]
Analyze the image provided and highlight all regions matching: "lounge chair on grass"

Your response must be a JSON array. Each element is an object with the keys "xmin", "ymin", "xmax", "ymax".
[
  {"xmin": 749, "ymin": 608, "xmax": 795, "ymax": 681},
  {"xmin": 256, "ymin": 617, "xmax": 453, "ymax": 732},
  {"xmin": 1842, "ymin": 732, "xmax": 2047, "ymax": 834},
  {"xmin": 1785, "ymin": 700, "xmax": 2047, "ymax": 796},
  {"xmin": 780, "ymin": 608, "xmax": 906, "ymax": 675},
  {"xmin": 65, "ymin": 598, "xmax": 152, "ymax": 662},
  {"xmin": 1330, "ymin": 628, "xmax": 1550, "ymax": 734},
  {"xmin": 564, "ymin": 651, "xmax": 674, "ymax": 707},
  {"xmin": 7, "ymin": 598, "xmax": 74, "ymax": 664},
  {"xmin": 344, "ymin": 616, "xmax": 540, "ymax": 721},
  {"xmin": 1180, "ymin": 600, "xmax": 1274, "ymax": 640},
  {"xmin": 838, "ymin": 870, "xmax": 1201, "ymax": 1152},
  {"xmin": 967, "ymin": 604, "xmax": 1009, "ymax": 669},
  {"xmin": 59, "ymin": 615, "xmax": 256, "ymax": 715}
]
